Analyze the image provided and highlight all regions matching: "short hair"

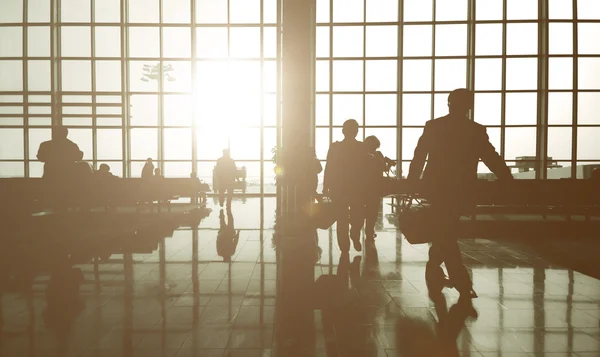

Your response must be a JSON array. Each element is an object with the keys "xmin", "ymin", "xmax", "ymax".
[
  {"xmin": 54, "ymin": 126, "xmax": 68, "ymax": 138},
  {"xmin": 448, "ymin": 88, "xmax": 474, "ymax": 106},
  {"xmin": 343, "ymin": 119, "xmax": 359, "ymax": 131},
  {"xmin": 364, "ymin": 135, "xmax": 380, "ymax": 149},
  {"xmin": 99, "ymin": 163, "xmax": 110, "ymax": 170}
]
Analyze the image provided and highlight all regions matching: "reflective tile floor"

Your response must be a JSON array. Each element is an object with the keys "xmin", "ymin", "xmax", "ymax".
[{"xmin": 0, "ymin": 197, "xmax": 599, "ymax": 357}]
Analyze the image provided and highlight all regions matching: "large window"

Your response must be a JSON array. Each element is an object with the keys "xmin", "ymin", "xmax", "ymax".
[
  {"xmin": 315, "ymin": 0, "xmax": 600, "ymax": 180},
  {"xmin": 0, "ymin": 0, "xmax": 278, "ymax": 193}
]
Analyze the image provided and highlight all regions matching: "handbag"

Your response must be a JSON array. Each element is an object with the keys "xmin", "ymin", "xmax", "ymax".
[
  {"xmin": 397, "ymin": 195, "xmax": 439, "ymax": 244},
  {"xmin": 309, "ymin": 198, "xmax": 337, "ymax": 230}
]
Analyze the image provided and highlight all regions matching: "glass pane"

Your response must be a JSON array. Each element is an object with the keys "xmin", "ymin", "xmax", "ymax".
[
  {"xmin": 0, "ymin": 27, "xmax": 22, "ymax": 57},
  {"xmin": 196, "ymin": 28, "xmax": 228, "ymax": 58},
  {"xmin": 549, "ymin": 0, "xmax": 573, "ymax": 19},
  {"xmin": 507, "ymin": 23, "xmax": 538, "ymax": 55},
  {"xmin": 0, "ymin": 129, "xmax": 23, "ymax": 159},
  {"xmin": 578, "ymin": 58, "xmax": 600, "ymax": 90},
  {"xmin": 578, "ymin": 0, "xmax": 600, "ymax": 20},
  {"xmin": 28, "ymin": 26, "xmax": 50, "ymax": 57},
  {"xmin": 578, "ymin": 24, "xmax": 600, "ymax": 55},
  {"xmin": 332, "ymin": 94, "xmax": 362, "ymax": 126},
  {"xmin": 547, "ymin": 92, "xmax": 572, "ymax": 125},
  {"xmin": 315, "ymin": 94, "xmax": 330, "ymax": 126},
  {"xmin": 316, "ymin": 26, "xmax": 330, "ymax": 58},
  {"xmin": 129, "ymin": 0, "xmax": 159, "ymax": 23},
  {"xmin": 196, "ymin": 0, "xmax": 227, "ymax": 23},
  {"xmin": 433, "ymin": 93, "xmax": 449, "ymax": 118},
  {"xmin": 28, "ymin": 0, "xmax": 50, "ymax": 23},
  {"xmin": 547, "ymin": 127, "xmax": 572, "ymax": 160},
  {"xmin": 29, "ymin": 162, "xmax": 43, "ymax": 177},
  {"xmin": 61, "ymin": 0, "xmax": 90, "ymax": 22},
  {"xmin": 365, "ymin": 94, "xmax": 396, "ymax": 126},
  {"xmin": 264, "ymin": 27, "xmax": 277, "ymax": 59},
  {"xmin": 504, "ymin": 127, "xmax": 537, "ymax": 160},
  {"xmin": 505, "ymin": 93, "xmax": 537, "ymax": 125},
  {"xmin": 164, "ymin": 94, "xmax": 192, "ymax": 126},
  {"xmin": 95, "ymin": 0, "xmax": 121, "ymax": 23},
  {"xmin": 95, "ymin": 61, "xmax": 122, "ymax": 92},
  {"xmin": 67, "ymin": 128, "xmax": 92, "ymax": 160},
  {"xmin": 61, "ymin": 26, "xmax": 91, "ymax": 57},
  {"xmin": 264, "ymin": 94, "xmax": 277, "ymax": 126},
  {"xmin": 364, "ymin": 128, "xmax": 396, "ymax": 160},
  {"xmin": 404, "ymin": 0, "xmax": 432, "ymax": 22},
  {"xmin": 474, "ymin": 93, "xmax": 501, "ymax": 126},
  {"xmin": 332, "ymin": 60, "xmax": 363, "ymax": 92},
  {"xmin": 333, "ymin": 26, "xmax": 363, "ymax": 58},
  {"xmin": 475, "ymin": 59, "xmax": 502, "ymax": 91},
  {"xmin": 163, "ymin": 0, "xmax": 191, "ymax": 23},
  {"xmin": 28, "ymin": 60, "xmax": 50, "ymax": 91},
  {"xmin": 264, "ymin": 0, "xmax": 277, "ymax": 24},
  {"xmin": 402, "ymin": 94, "xmax": 431, "ymax": 126},
  {"xmin": 196, "ymin": 126, "xmax": 227, "ymax": 159},
  {"xmin": 366, "ymin": 60, "xmax": 396, "ymax": 91},
  {"xmin": 315, "ymin": 128, "xmax": 330, "ymax": 160},
  {"xmin": 230, "ymin": 0, "xmax": 260, "ymax": 23},
  {"xmin": 129, "ymin": 61, "xmax": 160, "ymax": 92},
  {"xmin": 549, "ymin": 23, "xmax": 573, "ymax": 55},
  {"xmin": 506, "ymin": 58, "xmax": 538, "ymax": 90},
  {"xmin": 130, "ymin": 95, "xmax": 159, "ymax": 126},
  {"xmin": 548, "ymin": 58, "xmax": 573, "ymax": 90},
  {"xmin": 0, "ymin": 61, "xmax": 21, "ymax": 91},
  {"xmin": 365, "ymin": 26, "xmax": 397, "ymax": 57},
  {"xmin": 163, "ymin": 162, "xmax": 192, "ymax": 178},
  {"xmin": 28, "ymin": 128, "xmax": 51, "ymax": 160},
  {"xmin": 507, "ymin": 0, "xmax": 538, "ymax": 20},
  {"xmin": 95, "ymin": 27, "xmax": 121, "ymax": 57},
  {"xmin": 577, "ymin": 127, "xmax": 600, "ymax": 160},
  {"xmin": 0, "ymin": 162, "xmax": 24, "ymax": 177},
  {"xmin": 131, "ymin": 129, "xmax": 158, "ymax": 160},
  {"xmin": 434, "ymin": 59, "xmax": 466, "ymax": 91},
  {"xmin": 403, "ymin": 25, "xmax": 432, "ymax": 57},
  {"xmin": 402, "ymin": 128, "xmax": 424, "ymax": 160},
  {"xmin": 230, "ymin": 127, "xmax": 260, "ymax": 159},
  {"xmin": 61, "ymin": 60, "xmax": 91, "ymax": 92},
  {"xmin": 578, "ymin": 92, "xmax": 600, "ymax": 125},
  {"xmin": 435, "ymin": 25, "xmax": 467, "ymax": 56},
  {"xmin": 163, "ymin": 28, "xmax": 191, "ymax": 58},
  {"xmin": 366, "ymin": 0, "xmax": 398, "ymax": 22},
  {"xmin": 230, "ymin": 27, "xmax": 261, "ymax": 58},
  {"xmin": 0, "ymin": 0, "xmax": 23, "ymax": 23},
  {"xmin": 333, "ymin": 0, "xmax": 363, "ymax": 23},
  {"xmin": 475, "ymin": 24, "xmax": 502, "ymax": 56},
  {"xmin": 264, "ymin": 60, "xmax": 277, "ymax": 92},
  {"xmin": 486, "ymin": 128, "xmax": 502, "ymax": 158},
  {"xmin": 128, "ymin": 28, "xmax": 160, "ymax": 58},
  {"xmin": 475, "ymin": 0, "xmax": 502, "ymax": 20},
  {"xmin": 164, "ymin": 128, "xmax": 192, "ymax": 160},
  {"xmin": 97, "ymin": 129, "xmax": 123, "ymax": 160},
  {"xmin": 165, "ymin": 61, "xmax": 191, "ymax": 92},
  {"xmin": 263, "ymin": 127, "xmax": 276, "ymax": 161},
  {"xmin": 402, "ymin": 60, "xmax": 431, "ymax": 91},
  {"xmin": 436, "ymin": 0, "xmax": 468, "ymax": 21},
  {"xmin": 316, "ymin": 0, "xmax": 330, "ymax": 23}
]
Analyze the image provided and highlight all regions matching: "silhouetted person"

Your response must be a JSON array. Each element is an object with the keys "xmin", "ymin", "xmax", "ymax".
[
  {"xmin": 154, "ymin": 167, "xmax": 164, "ymax": 179},
  {"xmin": 37, "ymin": 126, "xmax": 83, "ymax": 180},
  {"xmin": 286, "ymin": 146, "xmax": 323, "ymax": 203},
  {"xmin": 142, "ymin": 158, "xmax": 154, "ymax": 178},
  {"xmin": 363, "ymin": 135, "xmax": 389, "ymax": 240},
  {"xmin": 215, "ymin": 149, "xmax": 237, "ymax": 208},
  {"xmin": 323, "ymin": 119, "xmax": 368, "ymax": 253},
  {"xmin": 407, "ymin": 88, "xmax": 513, "ymax": 301},
  {"xmin": 95, "ymin": 163, "xmax": 116, "ymax": 178},
  {"xmin": 217, "ymin": 209, "xmax": 240, "ymax": 262}
]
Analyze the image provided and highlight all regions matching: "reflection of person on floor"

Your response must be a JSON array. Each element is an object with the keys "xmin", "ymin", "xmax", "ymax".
[
  {"xmin": 142, "ymin": 158, "xmax": 154, "ymax": 179},
  {"xmin": 37, "ymin": 126, "xmax": 83, "ymax": 180},
  {"xmin": 217, "ymin": 209, "xmax": 240, "ymax": 262},
  {"xmin": 215, "ymin": 149, "xmax": 237, "ymax": 208},
  {"xmin": 323, "ymin": 119, "xmax": 368, "ymax": 253},
  {"xmin": 407, "ymin": 88, "xmax": 513, "ymax": 301}
]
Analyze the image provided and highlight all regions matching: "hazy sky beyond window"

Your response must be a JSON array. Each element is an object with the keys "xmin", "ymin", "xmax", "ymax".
[{"xmin": 1, "ymin": 0, "xmax": 600, "ymax": 180}]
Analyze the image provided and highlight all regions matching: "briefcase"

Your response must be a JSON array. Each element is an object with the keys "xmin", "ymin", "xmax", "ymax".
[
  {"xmin": 398, "ymin": 207, "xmax": 438, "ymax": 244},
  {"xmin": 309, "ymin": 199, "xmax": 337, "ymax": 230}
]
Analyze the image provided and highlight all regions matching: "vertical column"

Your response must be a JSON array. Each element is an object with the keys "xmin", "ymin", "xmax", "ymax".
[
  {"xmin": 50, "ymin": 0, "xmax": 62, "ymax": 128},
  {"xmin": 536, "ymin": 0, "xmax": 549, "ymax": 178},
  {"xmin": 280, "ymin": 0, "xmax": 316, "ymax": 213}
]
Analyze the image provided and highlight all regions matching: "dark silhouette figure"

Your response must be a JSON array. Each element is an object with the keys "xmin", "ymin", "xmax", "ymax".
[
  {"xmin": 37, "ymin": 126, "xmax": 83, "ymax": 179},
  {"xmin": 323, "ymin": 119, "xmax": 368, "ymax": 253},
  {"xmin": 154, "ymin": 167, "xmax": 164, "ymax": 179},
  {"xmin": 142, "ymin": 158, "xmax": 154, "ymax": 178},
  {"xmin": 363, "ymin": 135, "xmax": 389, "ymax": 240},
  {"xmin": 286, "ymin": 146, "xmax": 323, "ymax": 203},
  {"xmin": 95, "ymin": 163, "xmax": 116, "ymax": 178},
  {"xmin": 215, "ymin": 149, "xmax": 237, "ymax": 208},
  {"xmin": 407, "ymin": 88, "xmax": 513, "ymax": 300},
  {"xmin": 216, "ymin": 209, "xmax": 240, "ymax": 262}
]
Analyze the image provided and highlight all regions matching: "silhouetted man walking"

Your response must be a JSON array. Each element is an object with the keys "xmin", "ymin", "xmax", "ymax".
[
  {"xmin": 215, "ymin": 149, "xmax": 237, "ymax": 208},
  {"xmin": 323, "ymin": 119, "xmax": 367, "ymax": 253},
  {"xmin": 407, "ymin": 88, "xmax": 513, "ymax": 300}
]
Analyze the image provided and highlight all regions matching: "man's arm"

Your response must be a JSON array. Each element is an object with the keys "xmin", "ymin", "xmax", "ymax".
[
  {"xmin": 407, "ymin": 124, "xmax": 430, "ymax": 180},
  {"xmin": 37, "ymin": 142, "xmax": 48, "ymax": 162},
  {"xmin": 478, "ymin": 128, "xmax": 513, "ymax": 180},
  {"xmin": 322, "ymin": 144, "xmax": 337, "ymax": 194}
]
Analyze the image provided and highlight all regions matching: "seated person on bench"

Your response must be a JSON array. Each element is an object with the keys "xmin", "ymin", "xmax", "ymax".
[
  {"xmin": 37, "ymin": 126, "xmax": 84, "ymax": 180},
  {"xmin": 95, "ymin": 164, "xmax": 117, "ymax": 179}
]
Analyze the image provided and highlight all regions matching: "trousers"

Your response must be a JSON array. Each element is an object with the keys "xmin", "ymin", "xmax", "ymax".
[{"xmin": 333, "ymin": 198, "xmax": 365, "ymax": 252}]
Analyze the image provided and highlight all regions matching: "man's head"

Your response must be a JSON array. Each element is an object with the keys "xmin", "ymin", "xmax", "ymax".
[
  {"xmin": 146, "ymin": 158, "xmax": 153, "ymax": 164},
  {"xmin": 52, "ymin": 126, "xmax": 69, "ymax": 140},
  {"xmin": 364, "ymin": 135, "xmax": 380, "ymax": 152},
  {"xmin": 342, "ymin": 119, "xmax": 359, "ymax": 139},
  {"xmin": 448, "ymin": 88, "xmax": 474, "ymax": 117},
  {"xmin": 154, "ymin": 168, "xmax": 161, "ymax": 175},
  {"xmin": 99, "ymin": 164, "xmax": 110, "ymax": 172}
]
